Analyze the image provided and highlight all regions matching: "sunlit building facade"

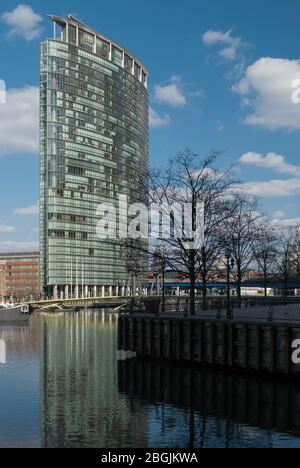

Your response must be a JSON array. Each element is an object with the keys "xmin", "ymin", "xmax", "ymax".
[
  {"xmin": 40, "ymin": 15, "xmax": 149, "ymax": 299},
  {"xmin": 0, "ymin": 252, "xmax": 40, "ymax": 300}
]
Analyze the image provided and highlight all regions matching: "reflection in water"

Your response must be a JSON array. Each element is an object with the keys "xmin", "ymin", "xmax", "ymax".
[
  {"xmin": 118, "ymin": 359, "xmax": 300, "ymax": 448},
  {"xmin": 40, "ymin": 311, "xmax": 148, "ymax": 448},
  {"xmin": 0, "ymin": 323, "xmax": 40, "ymax": 448},
  {"xmin": 1, "ymin": 312, "xmax": 300, "ymax": 447}
]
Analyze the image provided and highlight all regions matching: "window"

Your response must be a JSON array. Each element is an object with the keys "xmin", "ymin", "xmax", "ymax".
[
  {"xmin": 79, "ymin": 30, "xmax": 94, "ymax": 52},
  {"xmin": 96, "ymin": 38, "xmax": 110, "ymax": 59},
  {"xmin": 124, "ymin": 54, "xmax": 133, "ymax": 73},
  {"xmin": 112, "ymin": 46, "xmax": 123, "ymax": 67}
]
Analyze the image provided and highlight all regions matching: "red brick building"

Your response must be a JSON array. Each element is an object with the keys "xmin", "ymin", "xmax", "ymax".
[{"xmin": 0, "ymin": 252, "xmax": 40, "ymax": 301}]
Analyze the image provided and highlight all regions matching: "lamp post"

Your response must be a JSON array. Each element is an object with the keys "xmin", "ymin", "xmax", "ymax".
[
  {"xmin": 0, "ymin": 270, "xmax": 3, "ymax": 304},
  {"xmin": 225, "ymin": 248, "xmax": 234, "ymax": 320},
  {"xmin": 161, "ymin": 259, "xmax": 166, "ymax": 314}
]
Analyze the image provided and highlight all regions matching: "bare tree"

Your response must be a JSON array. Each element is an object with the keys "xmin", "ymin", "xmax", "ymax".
[
  {"xmin": 275, "ymin": 225, "xmax": 299, "ymax": 297},
  {"xmin": 132, "ymin": 149, "xmax": 235, "ymax": 315},
  {"xmin": 222, "ymin": 194, "xmax": 262, "ymax": 301},
  {"xmin": 253, "ymin": 220, "xmax": 278, "ymax": 297},
  {"xmin": 290, "ymin": 227, "xmax": 300, "ymax": 283}
]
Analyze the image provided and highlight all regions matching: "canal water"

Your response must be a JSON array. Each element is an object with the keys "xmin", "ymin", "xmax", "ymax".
[{"xmin": 1, "ymin": 311, "xmax": 300, "ymax": 448}]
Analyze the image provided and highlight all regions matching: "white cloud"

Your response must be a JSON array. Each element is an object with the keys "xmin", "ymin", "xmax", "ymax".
[
  {"xmin": 216, "ymin": 120, "xmax": 224, "ymax": 132},
  {"xmin": 234, "ymin": 58, "xmax": 300, "ymax": 130},
  {"xmin": 14, "ymin": 203, "xmax": 39, "ymax": 217},
  {"xmin": 154, "ymin": 83, "xmax": 186, "ymax": 107},
  {"xmin": 242, "ymin": 178, "xmax": 300, "ymax": 198},
  {"xmin": 2, "ymin": 4, "xmax": 43, "ymax": 41},
  {"xmin": 0, "ymin": 86, "xmax": 39, "ymax": 155},
  {"xmin": 272, "ymin": 210, "xmax": 285, "ymax": 219},
  {"xmin": 240, "ymin": 152, "xmax": 300, "ymax": 177},
  {"xmin": 0, "ymin": 241, "xmax": 39, "ymax": 252},
  {"xmin": 149, "ymin": 107, "xmax": 170, "ymax": 128},
  {"xmin": 202, "ymin": 29, "xmax": 243, "ymax": 61},
  {"xmin": 271, "ymin": 217, "xmax": 300, "ymax": 227},
  {"xmin": 0, "ymin": 225, "xmax": 16, "ymax": 233}
]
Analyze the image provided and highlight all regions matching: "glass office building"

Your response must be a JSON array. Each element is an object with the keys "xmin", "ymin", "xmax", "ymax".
[{"xmin": 40, "ymin": 15, "xmax": 149, "ymax": 299}]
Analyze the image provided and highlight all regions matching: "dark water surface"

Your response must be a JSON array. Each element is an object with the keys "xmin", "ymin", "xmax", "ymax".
[{"xmin": 1, "ymin": 311, "xmax": 300, "ymax": 448}]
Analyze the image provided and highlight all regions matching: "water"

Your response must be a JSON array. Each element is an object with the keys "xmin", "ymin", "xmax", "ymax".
[{"xmin": 1, "ymin": 311, "xmax": 300, "ymax": 448}]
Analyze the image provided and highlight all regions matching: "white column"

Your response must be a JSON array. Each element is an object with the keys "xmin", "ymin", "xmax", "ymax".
[
  {"xmin": 116, "ymin": 286, "xmax": 119, "ymax": 297},
  {"xmin": 85, "ymin": 285, "xmax": 88, "ymax": 298},
  {"xmin": 65, "ymin": 285, "xmax": 69, "ymax": 300},
  {"xmin": 121, "ymin": 286, "xmax": 125, "ymax": 297},
  {"xmin": 109, "ymin": 286, "xmax": 113, "ymax": 297},
  {"xmin": 94, "ymin": 285, "xmax": 97, "ymax": 297},
  {"xmin": 156, "ymin": 275, "xmax": 160, "ymax": 296},
  {"xmin": 102, "ymin": 286, "xmax": 105, "ymax": 298},
  {"xmin": 53, "ymin": 285, "xmax": 58, "ymax": 300},
  {"xmin": 75, "ymin": 285, "xmax": 79, "ymax": 299},
  {"xmin": 132, "ymin": 276, "xmax": 136, "ymax": 297},
  {"xmin": 94, "ymin": 34, "xmax": 97, "ymax": 54}
]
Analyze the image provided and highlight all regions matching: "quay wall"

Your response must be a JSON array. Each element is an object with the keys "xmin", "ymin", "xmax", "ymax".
[{"xmin": 118, "ymin": 316, "xmax": 300, "ymax": 376}]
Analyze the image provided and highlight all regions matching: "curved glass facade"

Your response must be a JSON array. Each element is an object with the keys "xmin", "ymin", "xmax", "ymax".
[{"xmin": 40, "ymin": 16, "xmax": 149, "ymax": 298}]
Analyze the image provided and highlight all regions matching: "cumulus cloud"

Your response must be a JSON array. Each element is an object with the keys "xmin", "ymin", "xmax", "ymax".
[
  {"xmin": 1, "ymin": 4, "xmax": 43, "ymax": 41},
  {"xmin": 202, "ymin": 29, "xmax": 243, "ymax": 61},
  {"xmin": 240, "ymin": 152, "xmax": 300, "ymax": 177},
  {"xmin": 154, "ymin": 82, "xmax": 186, "ymax": 107},
  {"xmin": 271, "ymin": 217, "xmax": 300, "ymax": 227},
  {"xmin": 14, "ymin": 203, "xmax": 39, "ymax": 217},
  {"xmin": 0, "ymin": 224, "xmax": 16, "ymax": 233},
  {"xmin": 242, "ymin": 178, "xmax": 300, "ymax": 198},
  {"xmin": 0, "ymin": 241, "xmax": 39, "ymax": 252},
  {"xmin": 0, "ymin": 86, "xmax": 39, "ymax": 155},
  {"xmin": 149, "ymin": 107, "xmax": 170, "ymax": 128},
  {"xmin": 234, "ymin": 58, "xmax": 300, "ymax": 130},
  {"xmin": 272, "ymin": 210, "xmax": 285, "ymax": 219}
]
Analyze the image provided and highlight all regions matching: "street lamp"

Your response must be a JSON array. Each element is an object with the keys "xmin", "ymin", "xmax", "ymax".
[
  {"xmin": 0, "ymin": 270, "xmax": 3, "ymax": 304},
  {"xmin": 161, "ymin": 259, "xmax": 166, "ymax": 314},
  {"xmin": 225, "ymin": 248, "xmax": 234, "ymax": 320}
]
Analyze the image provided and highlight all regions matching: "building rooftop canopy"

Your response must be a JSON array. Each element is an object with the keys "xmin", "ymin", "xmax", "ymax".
[{"xmin": 48, "ymin": 14, "xmax": 148, "ymax": 78}]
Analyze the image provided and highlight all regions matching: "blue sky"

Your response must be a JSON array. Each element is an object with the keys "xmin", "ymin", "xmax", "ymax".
[{"xmin": 0, "ymin": 0, "xmax": 299, "ymax": 251}]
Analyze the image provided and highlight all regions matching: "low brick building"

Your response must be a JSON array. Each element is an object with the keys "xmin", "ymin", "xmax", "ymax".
[{"xmin": 0, "ymin": 252, "xmax": 40, "ymax": 301}]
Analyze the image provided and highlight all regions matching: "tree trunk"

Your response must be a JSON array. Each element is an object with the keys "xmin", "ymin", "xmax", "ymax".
[
  {"xmin": 190, "ymin": 273, "xmax": 196, "ymax": 316},
  {"xmin": 189, "ymin": 249, "xmax": 196, "ymax": 316},
  {"xmin": 237, "ymin": 263, "xmax": 242, "ymax": 307},
  {"xmin": 202, "ymin": 277, "xmax": 207, "ymax": 311},
  {"xmin": 264, "ymin": 270, "xmax": 268, "ymax": 298}
]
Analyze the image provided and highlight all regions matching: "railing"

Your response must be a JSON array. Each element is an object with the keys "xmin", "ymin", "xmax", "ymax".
[{"xmin": 152, "ymin": 296, "xmax": 300, "ymax": 323}]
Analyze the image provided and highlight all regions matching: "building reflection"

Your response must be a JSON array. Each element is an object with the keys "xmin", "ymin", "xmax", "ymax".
[
  {"xmin": 118, "ymin": 359, "xmax": 300, "ymax": 448},
  {"xmin": 40, "ymin": 311, "xmax": 148, "ymax": 448}
]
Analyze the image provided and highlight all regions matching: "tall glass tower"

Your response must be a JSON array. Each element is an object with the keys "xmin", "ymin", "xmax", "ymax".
[{"xmin": 40, "ymin": 15, "xmax": 149, "ymax": 299}]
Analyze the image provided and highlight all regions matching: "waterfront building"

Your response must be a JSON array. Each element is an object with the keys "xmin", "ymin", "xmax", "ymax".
[
  {"xmin": 0, "ymin": 252, "xmax": 40, "ymax": 301},
  {"xmin": 40, "ymin": 15, "xmax": 149, "ymax": 299}
]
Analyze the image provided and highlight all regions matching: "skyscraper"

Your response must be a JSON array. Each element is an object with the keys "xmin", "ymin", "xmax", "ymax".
[{"xmin": 40, "ymin": 15, "xmax": 149, "ymax": 299}]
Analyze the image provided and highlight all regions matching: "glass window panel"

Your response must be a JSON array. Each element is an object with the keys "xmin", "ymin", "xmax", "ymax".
[
  {"xmin": 96, "ymin": 38, "xmax": 110, "ymax": 59},
  {"xmin": 112, "ymin": 46, "xmax": 123, "ymax": 67},
  {"xmin": 124, "ymin": 54, "xmax": 133, "ymax": 73}
]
